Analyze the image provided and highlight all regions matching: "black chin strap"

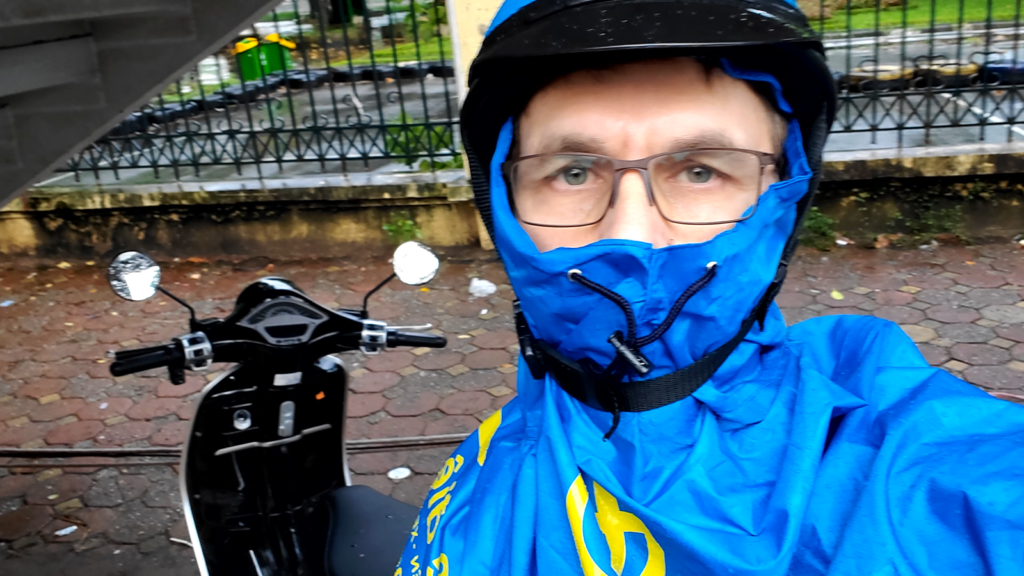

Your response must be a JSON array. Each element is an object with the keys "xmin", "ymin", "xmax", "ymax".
[{"xmin": 515, "ymin": 260, "xmax": 791, "ymax": 423}]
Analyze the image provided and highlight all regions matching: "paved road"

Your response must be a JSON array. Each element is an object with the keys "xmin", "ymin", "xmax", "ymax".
[{"xmin": 1, "ymin": 243, "xmax": 1023, "ymax": 573}]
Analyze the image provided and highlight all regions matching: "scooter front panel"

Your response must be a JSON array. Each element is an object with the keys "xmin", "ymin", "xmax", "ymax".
[{"xmin": 182, "ymin": 357, "xmax": 348, "ymax": 576}]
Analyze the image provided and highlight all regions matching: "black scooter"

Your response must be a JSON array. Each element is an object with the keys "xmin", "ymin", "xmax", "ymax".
[{"xmin": 103, "ymin": 242, "xmax": 447, "ymax": 576}]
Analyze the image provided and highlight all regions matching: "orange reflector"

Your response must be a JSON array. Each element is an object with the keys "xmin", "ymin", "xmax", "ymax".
[{"xmin": 315, "ymin": 391, "xmax": 326, "ymax": 400}]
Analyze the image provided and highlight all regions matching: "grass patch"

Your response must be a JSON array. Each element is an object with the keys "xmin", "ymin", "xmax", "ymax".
[
  {"xmin": 811, "ymin": 0, "xmax": 1022, "ymax": 32},
  {"xmin": 383, "ymin": 210, "xmax": 423, "ymax": 245},
  {"xmin": 347, "ymin": 36, "xmax": 452, "ymax": 66},
  {"xmin": 800, "ymin": 207, "xmax": 838, "ymax": 250}
]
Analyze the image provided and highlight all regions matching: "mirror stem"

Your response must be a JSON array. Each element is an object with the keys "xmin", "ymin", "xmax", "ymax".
[
  {"xmin": 362, "ymin": 273, "xmax": 396, "ymax": 318},
  {"xmin": 158, "ymin": 287, "xmax": 197, "ymax": 324}
]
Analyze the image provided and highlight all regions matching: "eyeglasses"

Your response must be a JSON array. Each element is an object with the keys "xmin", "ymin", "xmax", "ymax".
[{"xmin": 503, "ymin": 148, "xmax": 777, "ymax": 228}]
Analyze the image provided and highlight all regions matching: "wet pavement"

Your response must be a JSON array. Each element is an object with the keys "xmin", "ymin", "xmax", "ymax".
[{"xmin": 1, "ymin": 242, "xmax": 1023, "ymax": 574}]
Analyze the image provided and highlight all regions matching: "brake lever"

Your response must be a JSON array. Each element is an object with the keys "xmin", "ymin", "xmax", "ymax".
[
  {"xmin": 359, "ymin": 321, "xmax": 436, "ymax": 355},
  {"xmin": 385, "ymin": 323, "xmax": 433, "ymax": 332}
]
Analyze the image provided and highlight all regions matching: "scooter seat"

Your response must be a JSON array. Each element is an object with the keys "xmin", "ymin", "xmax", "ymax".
[{"xmin": 326, "ymin": 485, "xmax": 419, "ymax": 576}]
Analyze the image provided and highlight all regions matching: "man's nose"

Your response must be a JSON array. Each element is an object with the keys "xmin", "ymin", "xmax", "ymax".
[{"xmin": 599, "ymin": 169, "xmax": 670, "ymax": 247}]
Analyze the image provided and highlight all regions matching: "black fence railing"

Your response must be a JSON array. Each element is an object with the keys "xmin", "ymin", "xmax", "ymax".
[
  {"xmin": 810, "ymin": 0, "xmax": 1024, "ymax": 151},
  {"xmin": 55, "ymin": 0, "xmax": 1024, "ymax": 185},
  {"xmin": 59, "ymin": 0, "xmax": 459, "ymax": 185}
]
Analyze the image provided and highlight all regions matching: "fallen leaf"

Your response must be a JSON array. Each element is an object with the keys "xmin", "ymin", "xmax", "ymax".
[
  {"xmin": 56, "ymin": 262, "xmax": 72, "ymax": 269},
  {"xmin": 872, "ymin": 233, "xmax": 903, "ymax": 250},
  {"xmin": 830, "ymin": 289, "xmax": 845, "ymax": 301},
  {"xmin": 186, "ymin": 257, "xmax": 210, "ymax": 264},
  {"xmin": 420, "ymin": 287, "xmax": 430, "ymax": 292},
  {"xmin": 964, "ymin": 260, "xmax": 975, "ymax": 266},
  {"xmin": 189, "ymin": 273, "xmax": 201, "ymax": 280},
  {"xmin": 85, "ymin": 261, "xmax": 96, "ymax": 266}
]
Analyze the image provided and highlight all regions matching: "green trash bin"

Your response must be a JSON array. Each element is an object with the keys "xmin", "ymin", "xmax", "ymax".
[
  {"xmin": 234, "ymin": 37, "xmax": 264, "ymax": 83},
  {"xmin": 233, "ymin": 35, "xmax": 294, "ymax": 83},
  {"xmin": 260, "ymin": 33, "xmax": 295, "ymax": 73}
]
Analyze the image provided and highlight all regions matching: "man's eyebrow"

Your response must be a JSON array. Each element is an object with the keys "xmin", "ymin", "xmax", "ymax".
[
  {"xmin": 531, "ymin": 135, "xmax": 609, "ymax": 155},
  {"xmin": 667, "ymin": 133, "xmax": 739, "ymax": 151}
]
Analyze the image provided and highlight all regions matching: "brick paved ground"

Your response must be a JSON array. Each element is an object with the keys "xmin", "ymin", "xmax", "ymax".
[{"xmin": 1, "ymin": 242, "xmax": 1023, "ymax": 573}]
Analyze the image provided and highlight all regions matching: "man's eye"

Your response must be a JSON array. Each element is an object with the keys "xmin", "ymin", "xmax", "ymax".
[
  {"xmin": 684, "ymin": 166, "xmax": 714, "ymax": 184},
  {"xmin": 561, "ymin": 167, "xmax": 589, "ymax": 186}
]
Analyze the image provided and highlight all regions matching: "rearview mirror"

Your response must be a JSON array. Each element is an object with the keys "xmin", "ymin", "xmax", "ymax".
[
  {"xmin": 108, "ymin": 251, "xmax": 161, "ymax": 301},
  {"xmin": 392, "ymin": 241, "xmax": 439, "ymax": 286}
]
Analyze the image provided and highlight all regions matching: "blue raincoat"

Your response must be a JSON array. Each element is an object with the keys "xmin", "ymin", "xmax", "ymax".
[{"xmin": 398, "ymin": 4, "xmax": 1024, "ymax": 574}]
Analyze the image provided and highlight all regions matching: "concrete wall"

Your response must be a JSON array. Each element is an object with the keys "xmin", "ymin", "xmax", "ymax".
[
  {"xmin": 816, "ymin": 176, "xmax": 1024, "ymax": 243},
  {"xmin": 0, "ymin": 182, "xmax": 479, "ymax": 258}
]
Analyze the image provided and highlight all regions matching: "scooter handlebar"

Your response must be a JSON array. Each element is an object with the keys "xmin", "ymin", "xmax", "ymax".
[
  {"xmin": 386, "ymin": 331, "xmax": 447, "ymax": 349},
  {"xmin": 110, "ymin": 344, "xmax": 183, "ymax": 377}
]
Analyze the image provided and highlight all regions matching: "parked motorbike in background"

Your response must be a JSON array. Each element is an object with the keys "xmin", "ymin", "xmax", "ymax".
[{"xmin": 103, "ymin": 242, "xmax": 447, "ymax": 576}]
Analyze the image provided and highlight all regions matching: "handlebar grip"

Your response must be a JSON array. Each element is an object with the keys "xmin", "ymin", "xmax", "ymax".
[
  {"xmin": 114, "ymin": 344, "xmax": 172, "ymax": 361},
  {"xmin": 386, "ymin": 331, "xmax": 447, "ymax": 349},
  {"xmin": 110, "ymin": 344, "xmax": 183, "ymax": 377}
]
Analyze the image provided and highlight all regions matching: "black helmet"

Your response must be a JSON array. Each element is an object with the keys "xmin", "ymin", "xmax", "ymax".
[{"xmin": 461, "ymin": 0, "xmax": 837, "ymax": 246}]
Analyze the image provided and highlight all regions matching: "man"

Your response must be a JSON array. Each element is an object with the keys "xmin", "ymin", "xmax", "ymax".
[{"xmin": 399, "ymin": 1, "xmax": 1024, "ymax": 574}]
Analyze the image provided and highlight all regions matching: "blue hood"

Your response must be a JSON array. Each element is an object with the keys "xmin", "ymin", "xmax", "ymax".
[{"xmin": 491, "ymin": 61, "xmax": 811, "ymax": 385}]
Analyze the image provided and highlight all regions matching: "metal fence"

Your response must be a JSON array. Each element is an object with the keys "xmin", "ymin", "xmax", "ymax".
[
  {"xmin": 60, "ymin": 0, "xmax": 459, "ymax": 185},
  {"xmin": 56, "ymin": 0, "xmax": 1024, "ymax": 184},
  {"xmin": 810, "ymin": 0, "xmax": 1024, "ymax": 151}
]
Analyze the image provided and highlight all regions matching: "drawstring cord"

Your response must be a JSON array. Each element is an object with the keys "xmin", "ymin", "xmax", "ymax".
[
  {"xmin": 636, "ymin": 263, "xmax": 718, "ymax": 347},
  {"xmin": 578, "ymin": 354, "xmax": 629, "ymax": 441},
  {"xmin": 567, "ymin": 262, "xmax": 719, "ymax": 440},
  {"xmin": 567, "ymin": 269, "xmax": 639, "ymax": 343}
]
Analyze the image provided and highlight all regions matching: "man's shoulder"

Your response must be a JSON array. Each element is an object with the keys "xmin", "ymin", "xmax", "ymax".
[
  {"xmin": 786, "ymin": 312, "xmax": 908, "ymax": 342},
  {"xmin": 781, "ymin": 312, "xmax": 1024, "ymax": 434},
  {"xmin": 778, "ymin": 313, "xmax": 1004, "ymax": 412},
  {"xmin": 784, "ymin": 313, "xmax": 929, "ymax": 374}
]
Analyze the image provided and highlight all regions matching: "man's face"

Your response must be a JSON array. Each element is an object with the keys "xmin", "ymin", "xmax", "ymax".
[{"xmin": 516, "ymin": 58, "xmax": 781, "ymax": 252}]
